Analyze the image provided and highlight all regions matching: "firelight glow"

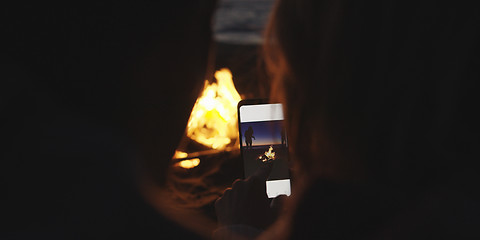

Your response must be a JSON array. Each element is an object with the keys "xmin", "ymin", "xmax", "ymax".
[
  {"xmin": 259, "ymin": 145, "xmax": 276, "ymax": 162},
  {"xmin": 176, "ymin": 158, "xmax": 201, "ymax": 169},
  {"xmin": 186, "ymin": 68, "xmax": 242, "ymax": 150},
  {"xmin": 173, "ymin": 150, "xmax": 188, "ymax": 159}
]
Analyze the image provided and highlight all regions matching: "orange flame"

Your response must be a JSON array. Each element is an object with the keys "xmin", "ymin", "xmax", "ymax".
[
  {"xmin": 185, "ymin": 68, "xmax": 242, "ymax": 150},
  {"xmin": 259, "ymin": 145, "xmax": 276, "ymax": 162}
]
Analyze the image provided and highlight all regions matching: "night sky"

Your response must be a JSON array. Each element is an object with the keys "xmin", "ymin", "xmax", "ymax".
[{"xmin": 240, "ymin": 120, "xmax": 285, "ymax": 147}]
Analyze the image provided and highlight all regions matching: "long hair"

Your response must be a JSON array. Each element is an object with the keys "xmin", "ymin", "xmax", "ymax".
[{"xmin": 264, "ymin": 0, "xmax": 480, "ymax": 189}]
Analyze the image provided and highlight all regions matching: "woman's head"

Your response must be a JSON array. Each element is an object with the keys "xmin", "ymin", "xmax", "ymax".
[
  {"xmin": 264, "ymin": 0, "xmax": 480, "ymax": 187},
  {"xmin": 5, "ymin": 1, "xmax": 216, "ymax": 186}
]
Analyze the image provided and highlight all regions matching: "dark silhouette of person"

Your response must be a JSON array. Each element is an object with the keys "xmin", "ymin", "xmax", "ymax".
[
  {"xmin": 244, "ymin": 126, "xmax": 255, "ymax": 149},
  {"xmin": 215, "ymin": 0, "xmax": 480, "ymax": 239},
  {"xmin": 2, "ymin": 1, "xmax": 217, "ymax": 239},
  {"xmin": 281, "ymin": 128, "xmax": 286, "ymax": 147}
]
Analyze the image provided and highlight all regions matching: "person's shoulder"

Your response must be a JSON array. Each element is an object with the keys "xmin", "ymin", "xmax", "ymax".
[
  {"xmin": 289, "ymin": 179, "xmax": 398, "ymax": 239},
  {"xmin": 374, "ymin": 176, "xmax": 480, "ymax": 239},
  {"xmin": 290, "ymin": 178, "xmax": 480, "ymax": 239}
]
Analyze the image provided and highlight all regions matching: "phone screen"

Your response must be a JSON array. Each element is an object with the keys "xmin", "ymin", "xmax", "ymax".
[{"xmin": 238, "ymin": 101, "xmax": 291, "ymax": 198}]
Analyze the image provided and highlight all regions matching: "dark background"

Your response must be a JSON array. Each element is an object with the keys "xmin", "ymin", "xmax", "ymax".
[{"xmin": 1, "ymin": 1, "xmax": 217, "ymax": 239}]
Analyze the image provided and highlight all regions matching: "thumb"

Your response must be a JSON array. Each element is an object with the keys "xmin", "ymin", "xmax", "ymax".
[
  {"xmin": 270, "ymin": 194, "xmax": 287, "ymax": 210},
  {"xmin": 270, "ymin": 194, "xmax": 288, "ymax": 219},
  {"xmin": 252, "ymin": 161, "xmax": 274, "ymax": 182}
]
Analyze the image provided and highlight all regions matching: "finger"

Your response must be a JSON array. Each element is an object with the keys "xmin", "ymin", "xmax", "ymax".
[
  {"xmin": 270, "ymin": 194, "xmax": 288, "ymax": 209},
  {"xmin": 246, "ymin": 163, "xmax": 274, "ymax": 199},
  {"xmin": 252, "ymin": 161, "xmax": 274, "ymax": 181},
  {"xmin": 222, "ymin": 187, "xmax": 232, "ymax": 196},
  {"xmin": 214, "ymin": 196, "xmax": 222, "ymax": 209},
  {"xmin": 231, "ymin": 179, "xmax": 245, "ymax": 188},
  {"xmin": 214, "ymin": 197, "xmax": 227, "ymax": 225},
  {"xmin": 214, "ymin": 194, "xmax": 226, "ymax": 213}
]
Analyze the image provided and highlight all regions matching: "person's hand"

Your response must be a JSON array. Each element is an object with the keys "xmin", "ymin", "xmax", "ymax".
[{"xmin": 215, "ymin": 162, "xmax": 283, "ymax": 230}]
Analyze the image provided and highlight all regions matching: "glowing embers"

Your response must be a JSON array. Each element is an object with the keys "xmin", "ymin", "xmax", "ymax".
[
  {"xmin": 173, "ymin": 151, "xmax": 200, "ymax": 169},
  {"xmin": 176, "ymin": 158, "xmax": 201, "ymax": 169},
  {"xmin": 173, "ymin": 150, "xmax": 188, "ymax": 159},
  {"xmin": 186, "ymin": 68, "xmax": 242, "ymax": 150},
  {"xmin": 259, "ymin": 145, "xmax": 276, "ymax": 162}
]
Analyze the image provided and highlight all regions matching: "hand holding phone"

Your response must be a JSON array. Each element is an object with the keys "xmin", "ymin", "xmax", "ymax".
[
  {"xmin": 215, "ymin": 99, "xmax": 291, "ymax": 230},
  {"xmin": 237, "ymin": 99, "xmax": 291, "ymax": 198},
  {"xmin": 215, "ymin": 162, "xmax": 276, "ymax": 229}
]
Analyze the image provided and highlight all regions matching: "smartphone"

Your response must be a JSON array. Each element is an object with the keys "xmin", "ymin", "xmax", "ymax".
[{"xmin": 237, "ymin": 99, "xmax": 291, "ymax": 198}]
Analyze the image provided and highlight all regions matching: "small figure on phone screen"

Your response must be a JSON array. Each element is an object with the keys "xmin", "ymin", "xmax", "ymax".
[{"xmin": 244, "ymin": 126, "xmax": 255, "ymax": 149}]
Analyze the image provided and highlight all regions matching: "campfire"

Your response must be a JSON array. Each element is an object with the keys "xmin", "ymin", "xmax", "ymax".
[
  {"xmin": 174, "ymin": 68, "xmax": 242, "ymax": 169},
  {"xmin": 259, "ymin": 145, "xmax": 276, "ymax": 162},
  {"xmin": 167, "ymin": 68, "xmax": 243, "ymax": 209}
]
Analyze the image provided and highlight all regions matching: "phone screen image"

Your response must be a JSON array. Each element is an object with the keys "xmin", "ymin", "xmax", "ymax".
[{"xmin": 238, "ymin": 102, "xmax": 291, "ymax": 198}]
